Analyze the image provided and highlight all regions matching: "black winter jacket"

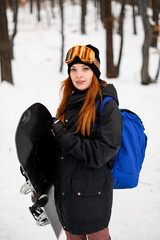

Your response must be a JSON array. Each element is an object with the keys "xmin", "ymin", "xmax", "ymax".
[{"xmin": 53, "ymin": 82, "xmax": 122, "ymax": 235}]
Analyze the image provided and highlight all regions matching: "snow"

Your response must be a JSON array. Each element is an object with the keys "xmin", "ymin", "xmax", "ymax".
[{"xmin": 0, "ymin": 2, "xmax": 160, "ymax": 240}]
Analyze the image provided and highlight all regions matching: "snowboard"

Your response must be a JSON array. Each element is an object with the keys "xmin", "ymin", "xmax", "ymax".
[{"xmin": 15, "ymin": 103, "xmax": 62, "ymax": 239}]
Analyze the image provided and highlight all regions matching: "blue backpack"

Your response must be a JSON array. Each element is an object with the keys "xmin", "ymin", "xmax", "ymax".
[{"xmin": 95, "ymin": 97, "xmax": 147, "ymax": 189}]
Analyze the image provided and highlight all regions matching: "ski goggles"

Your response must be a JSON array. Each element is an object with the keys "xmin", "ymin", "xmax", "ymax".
[{"xmin": 65, "ymin": 45, "xmax": 95, "ymax": 64}]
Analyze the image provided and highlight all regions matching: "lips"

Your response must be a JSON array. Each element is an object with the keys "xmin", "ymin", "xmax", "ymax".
[{"xmin": 76, "ymin": 80, "xmax": 85, "ymax": 84}]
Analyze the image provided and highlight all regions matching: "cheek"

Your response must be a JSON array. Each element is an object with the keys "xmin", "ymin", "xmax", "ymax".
[
  {"xmin": 70, "ymin": 72, "xmax": 77, "ymax": 80},
  {"xmin": 70, "ymin": 76, "xmax": 77, "ymax": 88},
  {"xmin": 88, "ymin": 79, "xmax": 92, "ymax": 87},
  {"xmin": 70, "ymin": 73, "xmax": 75, "ymax": 82},
  {"xmin": 88, "ymin": 73, "xmax": 93, "ymax": 85}
]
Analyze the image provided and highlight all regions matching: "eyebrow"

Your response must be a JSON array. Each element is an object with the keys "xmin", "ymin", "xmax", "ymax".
[{"xmin": 71, "ymin": 64, "xmax": 88, "ymax": 68}]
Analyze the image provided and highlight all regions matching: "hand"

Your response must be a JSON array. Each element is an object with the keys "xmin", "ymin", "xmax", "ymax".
[{"xmin": 51, "ymin": 118, "xmax": 64, "ymax": 135}]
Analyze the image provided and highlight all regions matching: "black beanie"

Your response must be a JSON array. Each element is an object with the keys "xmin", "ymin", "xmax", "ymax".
[
  {"xmin": 86, "ymin": 44, "xmax": 100, "ymax": 63},
  {"xmin": 67, "ymin": 44, "xmax": 101, "ymax": 79}
]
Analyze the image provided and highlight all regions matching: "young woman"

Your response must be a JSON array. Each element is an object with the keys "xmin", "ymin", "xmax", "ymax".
[{"xmin": 51, "ymin": 45, "xmax": 122, "ymax": 240}]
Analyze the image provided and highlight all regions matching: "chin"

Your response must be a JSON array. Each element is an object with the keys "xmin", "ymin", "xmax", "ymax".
[{"xmin": 77, "ymin": 87, "xmax": 87, "ymax": 91}]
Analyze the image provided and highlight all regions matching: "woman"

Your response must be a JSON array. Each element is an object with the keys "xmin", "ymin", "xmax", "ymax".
[{"xmin": 51, "ymin": 45, "xmax": 122, "ymax": 240}]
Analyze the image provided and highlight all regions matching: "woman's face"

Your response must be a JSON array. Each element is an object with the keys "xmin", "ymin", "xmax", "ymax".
[{"xmin": 70, "ymin": 64, "xmax": 93, "ymax": 91}]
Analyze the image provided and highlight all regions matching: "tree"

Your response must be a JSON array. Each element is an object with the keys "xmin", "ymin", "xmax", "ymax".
[
  {"xmin": 151, "ymin": 0, "xmax": 159, "ymax": 48},
  {"xmin": 36, "ymin": 0, "xmax": 41, "ymax": 22},
  {"xmin": 100, "ymin": 0, "xmax": 125, "ymax": 78},
  {"xmin": 131, "ymin": 0, "xmax": 137, "ymax": 35},
  {"xmin": 10, "ymin": 0, "xmax": 18, "ymax": 59},
  {"xmin": 59, "ymin": 0, "xmax": 64, "ymax": 72},
  {"xmin": 51, "ymin": 0, "xmax": 55, "ymax": 18},
  {"xmin": 0, "ymin": 0, "xmax": 13, "ymax": 84},
  {"xmin": 30, "ymin": 0, "xmax": 33, "ymax": 13},
  {"xmin": 81, "ymin": 0, "xmax": 87, "ymax": 34},
  {"xmin": 139, "ymin": 0, "xmax": 152, "ymax": 85}
]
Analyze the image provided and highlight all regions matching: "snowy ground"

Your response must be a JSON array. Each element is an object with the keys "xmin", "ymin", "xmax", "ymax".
[{"xmin": 0, "ymin": 2, "xmax": 160, "ymax": 240}]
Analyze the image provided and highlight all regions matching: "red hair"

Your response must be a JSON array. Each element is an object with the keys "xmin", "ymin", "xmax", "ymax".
[{"xmin": 56, "ymin": 74, "xmax": 102, "ymax": 137}]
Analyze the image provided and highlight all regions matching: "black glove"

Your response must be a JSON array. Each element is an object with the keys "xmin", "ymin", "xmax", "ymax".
[{"xmin": 51, "ymin": 118, "xmax": 64, "ymax": 135}]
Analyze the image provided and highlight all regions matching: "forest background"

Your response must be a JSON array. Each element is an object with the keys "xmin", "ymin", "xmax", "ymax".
[{"xmin": 0, "ymin": 0, "xmax": 160, "ymax": 239}]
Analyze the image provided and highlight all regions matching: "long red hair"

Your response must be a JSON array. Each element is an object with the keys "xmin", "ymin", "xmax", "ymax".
[{"xmin": 56, "ymin": 74, "xmax": 102, "ymax": 137}]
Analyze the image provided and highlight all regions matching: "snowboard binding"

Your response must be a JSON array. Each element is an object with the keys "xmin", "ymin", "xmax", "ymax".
[
  {"xmin": 20, "ymin": 166, "xmax": 50, "ymax": 227},
  {"xmin": 20, "ymin": 180, "xmax": 34, "ymax": 194},
  {"xmin": 20, "ymin": 172, "xmax": 50, "ymax": 227},
  {"xmin": 29, "ymin": 193, "xmax": 50, "ymax": 226}
]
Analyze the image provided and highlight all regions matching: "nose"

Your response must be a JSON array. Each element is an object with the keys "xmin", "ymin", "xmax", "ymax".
[{"xmin": 76, "ymin": 70, "xmax": 83, "ymax": 78}]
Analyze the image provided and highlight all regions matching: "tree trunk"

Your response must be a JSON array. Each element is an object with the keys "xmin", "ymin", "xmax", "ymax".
[
  {"xmin": 118, "ymin": 0, "xmax": 125, "ymax": 35},
  {"xmin": 139, "ymin": 0, "xmax": 152, "ymax": 85},
  {"xmin": 43, "ymin": 0, "xmax": 51, "ymax": 26},
  {"xmin": 105, "ymin": 0, "xmax": 117, "ymax": 78},
  {"xmin": 99, "ymin": 0, "xmax": 116, "ymax": 78},
  {"xmin": 116, "ymin": 0, "xmax": 125, "ymax": 75},
  {"xmin": 151, "ymin": 0, "xmax": 158, "ymax": 48},
  {"xmin": 99, "ymin": 0, "xmax": 106, "ymax": 23},
  {"xmin": 81, "ymin": 0, "xmax": 87, "ymax": 34},
  {"xmin": 51, "ymin": 0, "xmax": 55, "ymax": 18},
  {"xmin": 100, "ymin": 0, "xmax": 125, "ymax": 78},
  {"xmin": 7, "ymin": 0, "xmax": 13, "ymax": 9},
  {"xmin": 59, "ymin": 0, "xmax": 64, "ymax": 72},
  {"xmin": 11, "ymin": 0, "xmax": 18, "ymax": 59},
  {"xmin": 30, "ymin": 0, "xmax": 33, "ymax": 14},
  {"xmin": 131, "ymin": 0, "xmax": 137, "ymax": 34},
  {"xmin": 0, "ymin": 0, "xmax": 13, "ymax": 84},
  {"xmin": 36, "ymin": 0, "xmax": 41, "ymax": 22}
]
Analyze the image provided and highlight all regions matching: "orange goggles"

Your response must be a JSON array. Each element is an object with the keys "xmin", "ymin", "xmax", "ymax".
[{"xmin": 65, "ymin": 45, "xmax": 95, "ymax": 64}]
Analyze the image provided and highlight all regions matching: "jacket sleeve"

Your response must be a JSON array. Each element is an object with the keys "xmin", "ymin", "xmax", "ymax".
[{"xmin": 54, "ymin": 100, "xmax": 122, "ymax": 169}]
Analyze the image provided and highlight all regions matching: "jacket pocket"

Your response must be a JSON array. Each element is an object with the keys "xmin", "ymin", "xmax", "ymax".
[
  {"xmin": 71, "ymin": 177, "xmax": 112, "ymax": 223},
  {"xmin": 72, "ymin": 177, "xmax": 106, "ymax": 197}
]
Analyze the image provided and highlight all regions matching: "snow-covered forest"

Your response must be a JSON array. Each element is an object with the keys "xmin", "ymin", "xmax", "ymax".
[{"xmin": 0, "ymin": 1, "xmax": 160, "ymax": 239}]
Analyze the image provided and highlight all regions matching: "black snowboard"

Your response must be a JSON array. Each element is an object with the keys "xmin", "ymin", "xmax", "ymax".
[{"xmin": 15, "ymin": 103, "xmax": 62, "ymax": 239}]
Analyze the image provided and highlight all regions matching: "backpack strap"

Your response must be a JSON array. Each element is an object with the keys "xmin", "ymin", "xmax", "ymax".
[{"xmin": 95, "ymin": 96, "xmax": 115, "ymax": 130}]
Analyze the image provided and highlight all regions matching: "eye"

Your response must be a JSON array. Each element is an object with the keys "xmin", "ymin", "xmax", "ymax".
[
  {"xmin": 70, "ymin": 68, "xmax": 76, "ymax": 72},
  {"xmin": 83, "ymin": 67, "xmax": 89, "ymax": 71}
]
